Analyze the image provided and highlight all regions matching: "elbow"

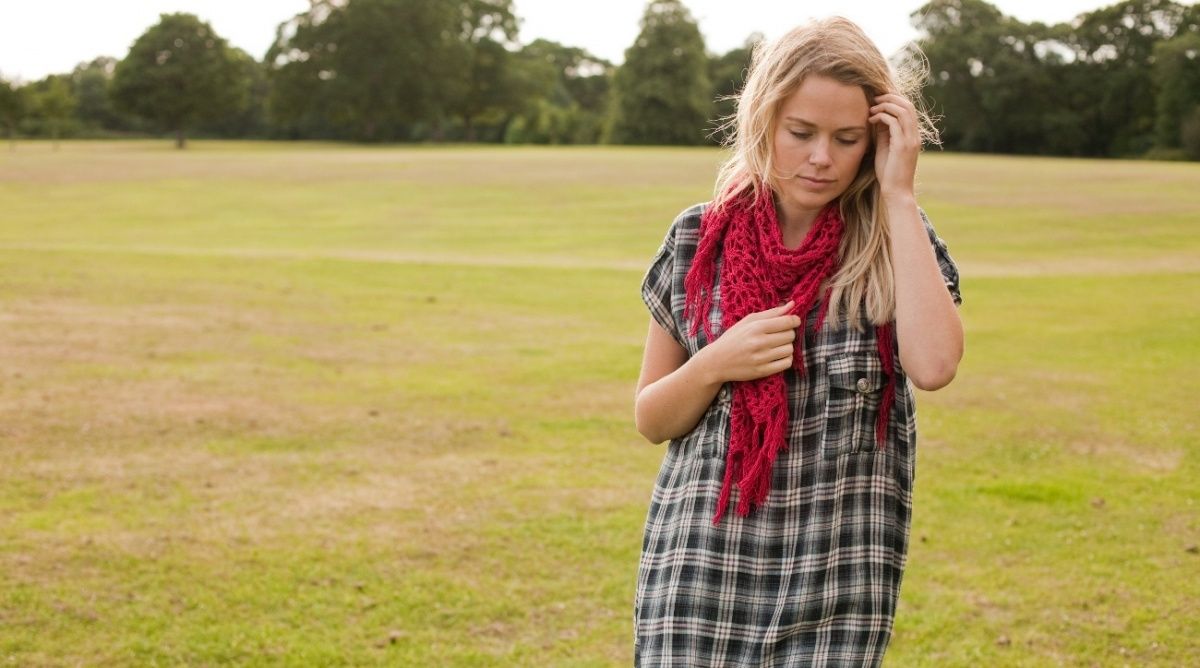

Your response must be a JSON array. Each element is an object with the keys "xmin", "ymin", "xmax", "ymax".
[
  {"xmin": 910, "ymin": 365, "xmax": 957, "ymax": 391},
  {"xmin": 634, "ymin": 394, "xmax": 668, "ymax": 445},
  {"xmin": 636, "ymin": 425, "xmax": 667, "ymax": 445},
  {"xmin": 633, "ymin": 405, "xmax": 672, "ymax": 443},
  {"xmin": 908, "ymin": 352, "xmax": 961, "ymax": 391},
  {"xmin": 635, "ymin": 420, "xmax": 668, "ymax": 445},
  {"xmin": 905, "ymin": 333, "xmax": 964, "ymax": 392}
]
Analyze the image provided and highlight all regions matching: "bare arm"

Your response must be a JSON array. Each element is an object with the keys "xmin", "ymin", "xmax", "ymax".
[
  {"xmin": 870, "ymin": 92, "xmax": 965, "ymax": 391},
  {"xmin": 634, "ymin": 302, "xmax": 801, "ymax": 444},
  {"xmin": 886, "ymin": 197, "xmax": 964, "ymax": 390}
]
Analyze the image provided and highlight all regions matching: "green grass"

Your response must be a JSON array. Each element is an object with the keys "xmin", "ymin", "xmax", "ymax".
[{"xmin": 0, "ymin": 140, "xmax": 1197, "ymax": 665}]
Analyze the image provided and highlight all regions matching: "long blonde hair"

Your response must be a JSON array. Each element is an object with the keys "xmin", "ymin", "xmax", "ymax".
[{"xmin": 709, "ymin": 17, "xmax": 939, "ymax": 330}]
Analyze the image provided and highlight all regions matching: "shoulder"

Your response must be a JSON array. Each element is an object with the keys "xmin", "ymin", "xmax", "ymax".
[
  {"xmin": 674, "ymin": 201, "xmax": 707, "ymax": 229},
  {"xmin": 662, "ymin": 201, "xmax": 709, "ymax": 248}
]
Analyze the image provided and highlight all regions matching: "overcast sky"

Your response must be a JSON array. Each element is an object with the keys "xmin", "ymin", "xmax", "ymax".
[{"xmin": 2, "ymin": 0, "xmax": 1107, "ymax": 83}]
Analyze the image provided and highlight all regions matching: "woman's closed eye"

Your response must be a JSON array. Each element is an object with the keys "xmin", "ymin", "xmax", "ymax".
[{"xmin": 789, "ymin": 131, "xmax": 861, "ymax": 146}]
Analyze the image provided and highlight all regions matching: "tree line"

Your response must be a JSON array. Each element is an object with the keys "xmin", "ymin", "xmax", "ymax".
[{"xmin": 1, "ymin": 0, "xmax": 1198, "ymax": 159}]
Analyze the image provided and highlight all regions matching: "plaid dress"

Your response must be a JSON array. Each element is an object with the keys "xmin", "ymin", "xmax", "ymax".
[{"xmin": 635, "ymin": 202, "xmax": 962, "ymax": 667}]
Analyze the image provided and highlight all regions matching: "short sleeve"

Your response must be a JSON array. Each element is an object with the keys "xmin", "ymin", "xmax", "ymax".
[
  {"xmin": 640, "ymin": 219, "xmax": 688, "ymax": 350},
  {"xmin": 918, "ymin": 208, "xmax": 962, "ymax": 306}
]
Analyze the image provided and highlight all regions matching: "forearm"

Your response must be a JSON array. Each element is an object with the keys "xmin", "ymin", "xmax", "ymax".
[
  {"xmin": 885, "ymin": 194, "xmax": 964, "ymax": 389},
  {"xmin": 635, "ymin": 347, "xmax": 726, "ymax": 444}
]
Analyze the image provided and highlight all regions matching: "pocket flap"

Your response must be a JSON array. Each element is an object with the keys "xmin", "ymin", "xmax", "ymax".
[{"xmin": 827, "ymin": 353, "xmax": 884, "ymax": 393}]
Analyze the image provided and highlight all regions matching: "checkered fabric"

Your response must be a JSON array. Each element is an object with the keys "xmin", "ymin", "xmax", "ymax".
[{"xmin": 634, "ymin": 202, "xmax": 962, "ymax": 667}]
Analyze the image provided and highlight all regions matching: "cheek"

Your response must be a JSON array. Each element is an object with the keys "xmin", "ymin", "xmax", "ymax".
[
  {"xmin": 842, "ymin": 146, "xmax": 870, "ymax": 174},
  {"xmin": 773, "ymin": 132, "xmax": 795, "ymax": 161}
]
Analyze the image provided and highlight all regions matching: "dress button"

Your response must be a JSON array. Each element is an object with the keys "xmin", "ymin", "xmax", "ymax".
[{"xmin": 856, "ymin": 377, "xmax": 870, "ymax": 394}]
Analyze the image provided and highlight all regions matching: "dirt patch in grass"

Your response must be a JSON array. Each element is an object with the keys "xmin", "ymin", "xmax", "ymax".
[
  {"xmin": 963, "ymin": 255, "xmax": 1199, "ymax": 278},
  {"xmin": 6, "ymin": 241, "xmax": 1197, "ymax": 277}
]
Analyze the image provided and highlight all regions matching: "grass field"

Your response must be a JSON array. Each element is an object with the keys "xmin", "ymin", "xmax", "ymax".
[{"xmin": 1, "ymin": 141, "xmax": 1197, "ymax": 666}]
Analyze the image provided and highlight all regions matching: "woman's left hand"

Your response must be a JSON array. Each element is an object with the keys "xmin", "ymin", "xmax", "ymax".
[{"xmin": 869, "ymin": 93, "xmax": 920, "ymax": 199}]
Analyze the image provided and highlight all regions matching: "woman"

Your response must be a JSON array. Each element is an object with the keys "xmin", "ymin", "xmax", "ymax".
[{"xmin": 632, "ymin": 16, "xmax": 964, "ymax": 666}]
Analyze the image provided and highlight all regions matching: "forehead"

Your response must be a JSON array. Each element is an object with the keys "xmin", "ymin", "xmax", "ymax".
[{"xmin": 777, "ymin": 75, "xmax": 870, "ymax": 127}]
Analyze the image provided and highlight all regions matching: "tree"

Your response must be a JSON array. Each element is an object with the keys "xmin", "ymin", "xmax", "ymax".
[
  {"xmin": 197, "ymin": 47, "xmax": 270, "ymax": 138},
  {"xmin": 1152, "ymin": 32, "xmax": 1200, "ymax": 150},
  {"xmin": 608, "ymin": 0, "xmax": 712, "ymax": 145},
  {"xmin": 505, "ymin": 39, "xmax": 613, "ymax": 144},
  {"xmin": 25, "ymin": 75, "xmax": 77, "ymax": 149},
  {"xmin": 0, "ymin": 78, "xmax": 25, "ymax": 149},
  {"xmin": 912, "ymin": 0, "xmax": 1010, "ymax": 152},
  {"xmin": 266, "ymin": 0, "xmax": 469, "ymax": 141},
  {"xmin": 69, "ymin": 56, "xmax": 146, "ymax": 135},
  {"xmin": 1181, "ymin": 105, "xmax": 1200, "ymax": 159},
  {"xmin": 1068, "ymin": 0, "xmax": 1197, "ymax": 156},
  {"xmin": 451, "ymin": 0, "xmax": 524, "ymax": 141},
  {"xmin": 708, "ymin": 33, "xmax": 762, "ymax": 145},
  {"xmin": 112, "ymin": 13, "xmax": 248, "ymax": 148}
]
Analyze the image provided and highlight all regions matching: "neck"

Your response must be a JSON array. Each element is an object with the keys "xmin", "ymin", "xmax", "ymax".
[{"xmin": 773, "ymin": 192, "xmax": 821, "ymax": 249}]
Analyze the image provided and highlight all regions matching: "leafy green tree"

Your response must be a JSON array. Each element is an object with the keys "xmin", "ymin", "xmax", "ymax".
[
  {"xmin": 0, "ymin": 78, "xmax": 25, "ymax": 148},
  {"xmin": 452, "ymin": 0, "xmax": 524, "ymax": 140},
  {"xmin": 112, "ymin": 13, "xmax": 248, "ymax": 148},
  {"xmin": 1068, "ymin": 0, "xmax": 1198, "ymax": 156},
  {"xmin": 25, "ymin": 75, "xmax": 77, "ymax": 149},
  {"xmin": 913, "ymin": 0, "xmax": 1008, "ymax": 151},
  {"xmin": 506, "ymin": 39, "xmax": 613, "ymax": 144},
  {"xmin": 266, "ymin": 0, "xmax": 468, "ymax": 141},
  {"xmin": 608, "ymin": 0, "xmax": 712, "ymax": 145},
  {"xmin": 913, "ymin": 0, "xmax": 1200, "ymax": 158},
  {"xmin": 708, "ymin": 33, "xmax": 761, "ymax": 144},
  {"xmin": 1152, "ymin": 32, "xmax": 1200, "ymax": 150},
  {"xmin": 68, "ymin": 56, "xmax": 147, "ymax": 135},
  {"xmin": 70, "ymin": 57, "xmax": 119, "ymax": 133},
  {"xmin": 197, "ymin": 47, "xmax": 270, "ymax": 138},
  {"xmin": 1181, "ymin": 105, "xmax": 1200, "ymax": 159}
]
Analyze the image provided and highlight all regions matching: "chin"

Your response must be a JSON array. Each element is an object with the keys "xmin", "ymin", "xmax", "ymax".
[{"xmin": 781, "ymin": 187, "xmax": 839, "ymax": 212}]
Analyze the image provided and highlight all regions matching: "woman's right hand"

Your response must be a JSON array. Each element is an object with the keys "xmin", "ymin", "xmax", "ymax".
[{"xmin": 696, "ymin": 301, "xmax": 802, "ymax": 383}]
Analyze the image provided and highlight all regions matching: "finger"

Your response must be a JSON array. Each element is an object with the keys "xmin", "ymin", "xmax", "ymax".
[
  {"xmin": 869, "ymin": 102, "xmax": 918, "ymax": 138},
  {"xmin": 871, "ymin": 110, "xmax": 919, "ymax": 151},
  {"xmin": 762, "ymin": 328, "xmax": 797, "ymax": 346},
  {"xmin": 868, "ymin": 101, "xmax": 913, "ymax": 124},
  {"xmin": 766, "ymin": 355, "xmax": 794, "ymax": 376},
  {"xmin": 763, "ymin": 343, "xmax": 793, "ymax": 362},
  {"xmin": 759, "ymin": 313, "xmax": 802, "ymax": 333},
  {"xmin": 870, "ymin": 112, "xmax": 902, "ymax": 142},
  {"xmin": 872, "ymin": 93, "xmax": 913, "ymax": 110},
  {"xmin": 746, "ymin": 300, "xmax": 794, "ymax": 322},
  {"xmin": 871, "ymin": 114, "xmax": 891, "ymax": 137}
]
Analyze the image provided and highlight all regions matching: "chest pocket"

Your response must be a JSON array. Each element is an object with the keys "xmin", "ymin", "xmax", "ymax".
[{"xmin": 822, "ymin": 352, "xmax": 885, "ymax": 459}]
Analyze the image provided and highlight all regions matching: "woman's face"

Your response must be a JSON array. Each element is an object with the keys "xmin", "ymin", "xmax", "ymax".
[{"xmin": 771, "ymin": 74, "xmax": 872, "ymax": 220}]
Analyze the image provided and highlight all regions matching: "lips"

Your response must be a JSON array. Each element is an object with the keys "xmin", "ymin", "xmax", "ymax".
[{"xmin": 799, "ymin": 176, "xmax": 834, "ymax": 186}]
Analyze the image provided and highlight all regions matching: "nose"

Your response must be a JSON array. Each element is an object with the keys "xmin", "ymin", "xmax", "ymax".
[{"xmin": 808, "ymin": 138, "xmax": 832, "ymax": 168}]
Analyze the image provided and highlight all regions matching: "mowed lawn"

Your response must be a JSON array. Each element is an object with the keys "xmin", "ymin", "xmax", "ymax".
[{"xmin": 0, "ymin": 141, "xmax": 1196, "ymax": 666}]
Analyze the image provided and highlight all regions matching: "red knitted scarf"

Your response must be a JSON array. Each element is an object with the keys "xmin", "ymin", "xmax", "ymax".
[{"xmin": 683, "ymin": 187, "xmax": 896, "ymax": 525}]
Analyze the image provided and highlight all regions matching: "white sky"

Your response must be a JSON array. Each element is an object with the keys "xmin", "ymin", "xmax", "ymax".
[{"xmin": 2, "ymin": 0, "xmax": 1108, "ymax": 83}]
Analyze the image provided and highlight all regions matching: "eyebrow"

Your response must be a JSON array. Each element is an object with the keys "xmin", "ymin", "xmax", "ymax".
[{"xmin": 784, "ymin": 116, "xmax": 867, "ymax": 133}]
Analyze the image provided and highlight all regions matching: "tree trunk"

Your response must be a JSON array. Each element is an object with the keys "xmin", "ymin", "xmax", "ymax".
[{"xmin": 175, "ymin": 128, "xmax": 186, "ymax": 150}]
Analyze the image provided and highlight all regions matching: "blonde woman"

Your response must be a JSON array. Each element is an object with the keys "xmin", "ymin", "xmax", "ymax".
[{"xmin": 633, "ymin": 16, "xmax": 964, "ymax": 666}]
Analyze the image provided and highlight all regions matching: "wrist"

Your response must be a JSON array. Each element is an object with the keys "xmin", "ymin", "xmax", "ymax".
[
  {"xmin": 879, "ymin": 188, "xmax": 916, "ymax": 208},
  {"xmin": 690, "ymin": 345, "xmax": 726, "ymax": 388}
]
